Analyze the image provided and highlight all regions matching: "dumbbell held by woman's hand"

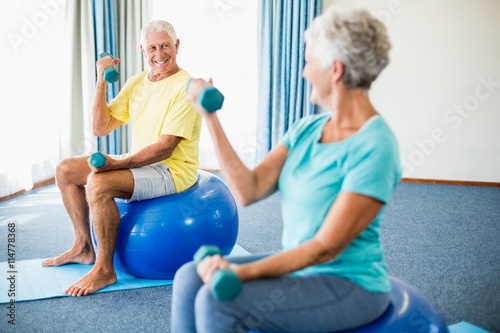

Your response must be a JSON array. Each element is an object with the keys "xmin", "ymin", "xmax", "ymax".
[
  {"xmin": 185, "ymin": 79, "xmax": 224, "ymax": 113},
  {"xmin": 99, "ymin": 52, "xmax": 119, "ymax": 83},
  {"xmin": 194, "ymin": 245, "xmax": 242, "ymax": 301}
]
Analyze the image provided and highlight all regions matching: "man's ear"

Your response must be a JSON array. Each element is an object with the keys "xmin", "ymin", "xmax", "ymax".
[{"xmin": 175, "ymin": 39, "xmax": 180, "ymax": 54}]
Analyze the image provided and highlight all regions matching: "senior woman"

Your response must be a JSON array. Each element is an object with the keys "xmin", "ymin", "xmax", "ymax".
[{"xmin": 172, "ymin": 5, "xmax": 401, "ymax": 333}]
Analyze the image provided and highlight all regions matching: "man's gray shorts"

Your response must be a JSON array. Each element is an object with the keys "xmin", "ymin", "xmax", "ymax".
[{"xmin": 113, "ymin": 154, "xmax": 176, "ymax": 202}]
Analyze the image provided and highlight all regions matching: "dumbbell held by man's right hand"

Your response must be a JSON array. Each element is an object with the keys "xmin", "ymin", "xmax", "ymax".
[{"xmin": 99, "ymin": 52, "xmax": 119, "ymax": 83}]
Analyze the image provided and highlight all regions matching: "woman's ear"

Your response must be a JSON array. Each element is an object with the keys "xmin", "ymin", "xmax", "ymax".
[{"xmin": 332, "ymin": 60, "xmax": 344, "ymax": 83}]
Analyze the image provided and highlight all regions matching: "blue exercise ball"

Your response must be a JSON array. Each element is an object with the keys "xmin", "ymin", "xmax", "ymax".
[
  {"xmin": 250, "ymin": 276, "xmax": 449, "ymax": 333},
  {"xmin": 95, "ymin": 170, "xmax": 239, "ymax": 279}
]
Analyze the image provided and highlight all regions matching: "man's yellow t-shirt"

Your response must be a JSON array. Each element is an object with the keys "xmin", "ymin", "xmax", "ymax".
[{"xmin": 108, "ymin": 69, "xmax": 201, "ymax": 192}]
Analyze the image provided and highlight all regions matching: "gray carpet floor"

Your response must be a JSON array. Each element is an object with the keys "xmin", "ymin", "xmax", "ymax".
[{"xmin": 0, "ymin": 178, "xmax": 499, "ymax": 333}]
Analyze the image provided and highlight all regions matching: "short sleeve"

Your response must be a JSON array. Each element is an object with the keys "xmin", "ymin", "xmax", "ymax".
[
  {"xmin": 109, "ymin": 79, "xmax": 133, "ymax": 124},
  {"xmin": 341, "ymin": 132, "xmax": 401, "ymax": 203},
  {"xmin": 281, "ymin": 114, "xmax": 327, "ymax": 149},
  {"xmin": 281, "ymin": 128, "xmax": 293, "ymax": 149}
]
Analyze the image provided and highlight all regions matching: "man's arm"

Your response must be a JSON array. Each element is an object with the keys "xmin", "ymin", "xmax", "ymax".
[
  {"xmin": 92, "ymin": 56, "xmax": 124, "ymax": 136},
  {"xmin": 92, "ymin": 134, "xmax": 182, "ymax": 173}
]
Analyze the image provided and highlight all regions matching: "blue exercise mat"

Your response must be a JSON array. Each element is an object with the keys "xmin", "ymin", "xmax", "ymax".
[
  {"xmin": 448, "ymin": 322, "xmax": 490, "ymax": 333},
  {"xmin": 0, "ymin": 244, "xmax": 249, "ymax": 303}
]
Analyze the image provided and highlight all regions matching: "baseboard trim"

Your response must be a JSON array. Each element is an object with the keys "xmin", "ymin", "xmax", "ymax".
[
  {"xmin": 201, "ymin": 169, "xmax": 220, "ymax": 173},
  {"xmin": 2, "ymin": 176, "xmax": 498, "ymax": 202},
  {"xmin": 0, "ymin": 177, "xmax": 56, "ymax": 202},
  {"xmin": 402, "ymin": 178, "xmax": 500, "ymax": 187},
  {"xmin": 207, "ymin": 171, "xmax": 500, "ymax": 187}
]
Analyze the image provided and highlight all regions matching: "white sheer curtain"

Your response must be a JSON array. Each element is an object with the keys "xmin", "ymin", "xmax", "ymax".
[
  {"xmin": 0, "ymin": 0, "xmax": 67, "ymax": 198},
  {"xmin": 114, "ymin": 0, "xmax": 152, "ymax": 153},
  {"xmin": 60, "ymin": 0, "xmax": 96, "ymax": 161}
]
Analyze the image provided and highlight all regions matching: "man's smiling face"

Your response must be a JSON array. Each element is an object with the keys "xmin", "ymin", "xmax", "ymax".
[{"xmin": 142, "ymin": 30, "xmax": 180, "ymax": 76}]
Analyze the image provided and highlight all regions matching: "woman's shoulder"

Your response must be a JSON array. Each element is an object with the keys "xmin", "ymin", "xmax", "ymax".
[
  {"xmin": 358, "ymin": 116, "xmax": 398, "ymax": 145},
  {"xmin": 300, "ymin": 112, "xmax": 331, "ymax": 124},
  {"xmin": 280, "ymin": 113, "xmax": 329, "ymax": 148},
  {"xmin": 291, "ymin": 113, "xmax": 330, "ymax": 133},
  {"xmin": 350, "ymin": 116, "xmax": 401, "ymax": 168}
]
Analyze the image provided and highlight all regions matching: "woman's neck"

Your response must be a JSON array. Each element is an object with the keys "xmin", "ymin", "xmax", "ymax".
[
  {"xmin": 331, "ymin": 88, "xmax": 377, "ymax": 127},
  {"xmin": 321, "ymin": 88, "xmax": 378, "ymax": 143}
]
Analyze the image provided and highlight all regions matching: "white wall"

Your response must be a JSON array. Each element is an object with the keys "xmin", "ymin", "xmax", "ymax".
[
  {"xmin": 150, "ymin": 0, "xmax": 258, "ymax": 169},
  {"xmin": 324, "ymin": 0, "xmax": 500, "ymax": 182}
]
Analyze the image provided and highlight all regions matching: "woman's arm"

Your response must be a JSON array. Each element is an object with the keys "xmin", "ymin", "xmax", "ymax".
[
  {"xmin": 204, "ymin": 115, "xmax": 288, "ymax": 206},
  {"xmin": 186, "ymin": 79, "xmax": 288, "ymax": 206},
  {"xmin": 198, "ymin": 192, "xmax": 384, "ymax": 284},
  {"xmin": 237, "ymin": 192, "xmax": 384, "ymax": 281}
]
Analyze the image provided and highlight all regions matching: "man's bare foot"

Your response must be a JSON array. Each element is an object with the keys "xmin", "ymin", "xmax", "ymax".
[
  {"xmin": 64, "ymin": 267, "xmax": 117, "ymax": 297},
  {"xmin": 42, "ymin": 247, "xmax": 95, "ymax": 267}
]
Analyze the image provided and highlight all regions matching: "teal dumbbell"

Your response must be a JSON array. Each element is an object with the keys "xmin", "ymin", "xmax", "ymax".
[
  {"xmin": 193, "ymin": 245, "xmax": 242, "ymax": 301},
  {"xmin": 186, "ymin": 79, "xmax": 225, "ymax": 113},
  {"xmin": 99, "ymin": 52, "xmax": 119, "ymax": 83},
  {"xmin": 89, "ymin": 152, "xmax": 106, "ymax": 169}
]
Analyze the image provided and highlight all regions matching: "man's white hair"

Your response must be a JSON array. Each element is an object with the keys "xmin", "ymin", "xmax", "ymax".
[{"xmin": 141, "ymin": 20, "xmax": 177, "ymax": 46}]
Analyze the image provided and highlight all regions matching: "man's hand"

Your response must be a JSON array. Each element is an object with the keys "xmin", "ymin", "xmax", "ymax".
[
  {"xmin": 87, "ymin": 152, "xmax": 118, "ymax": 173},
  {"xmin": 96, "ymin": 55, "xmax": 120, "ymax": 82}
]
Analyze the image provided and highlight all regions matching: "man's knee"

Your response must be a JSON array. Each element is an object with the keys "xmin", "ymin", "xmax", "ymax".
[
  {"xmin": 55, "ymin": 158, "xmax": 71, "ymax": 182},
  {"xmin": 56, "ymin": 157, "xmax": 88, "ymax": 185},
  {"xmin": 86, "ymin": 172, "xmax": 111, "ymax": 203}
]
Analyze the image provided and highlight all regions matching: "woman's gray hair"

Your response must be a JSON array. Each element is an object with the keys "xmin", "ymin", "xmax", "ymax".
[
  {"xmin": 141, "ymin": 20, "xmax": 178, "ymax": 46},
  {"xmin": 304, "ymin": 5, "xmax": 391, "ymax": 89}
]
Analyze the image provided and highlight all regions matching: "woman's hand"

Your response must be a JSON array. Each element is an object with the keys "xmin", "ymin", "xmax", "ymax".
[
  {"xmin": 185, "ymin": 78, "xmax": 216, "ymax": 117},
  {"xmin": 196, "ymin": 254, "xmax": 240, "ymax": 285}
]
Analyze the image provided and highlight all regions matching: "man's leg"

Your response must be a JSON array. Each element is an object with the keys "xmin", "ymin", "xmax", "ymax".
[
  {"xmin": 43, "ymin": 156, "xmax": 95, "ymax": 267},
  {"xmin": 64, "ymin": 168, "xmax": 134, "ymax": 296}
]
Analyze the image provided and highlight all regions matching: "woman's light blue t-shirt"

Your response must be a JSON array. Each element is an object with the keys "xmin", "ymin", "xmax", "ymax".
[{"xmin": 278, "ymin": 113, "xmax": 402, "ymax": 292}]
